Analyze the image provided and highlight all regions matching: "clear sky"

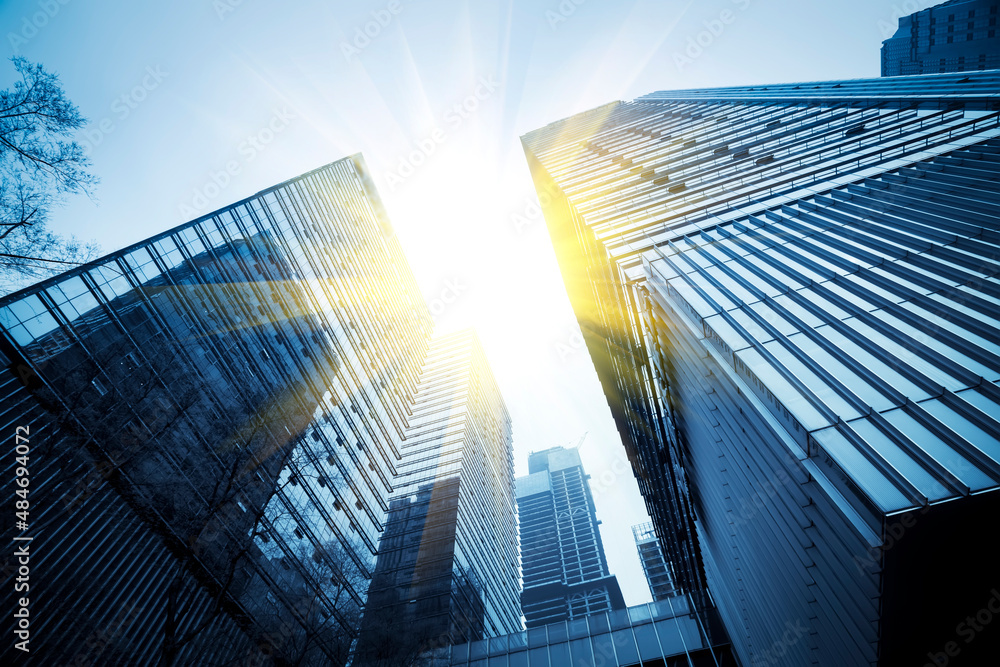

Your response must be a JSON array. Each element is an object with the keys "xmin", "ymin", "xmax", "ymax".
[{"xmin": 1, "ymin": 0, "xmax": 918, "ymax": 607}]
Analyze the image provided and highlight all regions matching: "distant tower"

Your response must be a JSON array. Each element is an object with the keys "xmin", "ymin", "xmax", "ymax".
[
  {"xmin": 354, "ymin": 330, "xmax": 520, "ymax": 664},
  {"xmin": 881, "ymin": 0, "xmax": 1000, "ymax": 76},
  {"xmin": 516, "ymin": 446, "xmax": 625, "ymax": 628},
  {"xmin": 632, "ymin": 523, "xmax": 679, "ymax": 601}
]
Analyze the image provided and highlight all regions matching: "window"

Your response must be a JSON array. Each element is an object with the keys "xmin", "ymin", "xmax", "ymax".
[{"xmin": 91, "ymin": 377, "xmax": 109, "ymax": 396}]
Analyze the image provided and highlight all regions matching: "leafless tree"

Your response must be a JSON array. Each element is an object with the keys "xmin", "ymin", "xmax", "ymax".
[{"xmin": 0, "ymin": 56, "xmax": 100, "ymax": 294}]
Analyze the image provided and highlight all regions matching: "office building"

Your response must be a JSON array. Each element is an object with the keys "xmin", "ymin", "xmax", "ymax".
[
  {"xmin": 516, "ymin": 446, "xmax": 626, "ymax": 628},
  {"xmin": 354, "ymin": 330, "xmax": 521, "ymax": 664},
  {"xmin": 632, "ymin": 523, "xmax": 679, "ymax": 602},
  {"xmin": 425, "ymin": 596, "xmax": 735, "ymax": 667},
  {"xmin": 0, "ymin": 155, "xmax": 433, "ymax": 665},
  {"xmin": 522, "ymin": 71, "xmax": 1000, "ymax": 665},
  {"xmin": 881, "ymin": 0, "xmax": 1000, "ymax": 76}
]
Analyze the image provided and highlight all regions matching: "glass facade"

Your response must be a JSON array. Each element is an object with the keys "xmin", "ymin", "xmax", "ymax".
[
  {"xmin": 516, "ymin": 446, "xmax": 626, "ymax": 628},
  {"xmin": 881, "ymin": 0, "xmax": 1000, "ymax": 76},
  {"xmin": 355, "ymin": 330, "xmax": 521, "ymax": 664},
  {"xmin": 429, "ymin": 596, "xmax": 735, "ymax": 667},
  {"xmin": 632, "ymin": 523, "xmax": 679, "ymax": 602},
  {"xmin": 0, "ymin": 155, "xmax": 433, "ymax": 665},
  {"xmin": 522, "ymin": 70, "xmax": 1000, "ymax": 665}
]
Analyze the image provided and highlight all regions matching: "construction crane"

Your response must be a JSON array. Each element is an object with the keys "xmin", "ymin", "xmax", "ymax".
[{"xmin": 569, "ymin": 431, "xmax": 588, "ymax": 450}]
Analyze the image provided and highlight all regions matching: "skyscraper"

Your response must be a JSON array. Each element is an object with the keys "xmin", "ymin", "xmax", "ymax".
[
  {"xmin": 632, "ymin": 523, "xmax": 679, "ymax": 602},
  {"xmin": 522, "ymin": 71, "xmax": 1000, "ymax": 666},
  {"xmin": 0, "ymin": 155, "xmax": 433, "ymax": 665},
  {"xmin": 355, "ymin": 329, "xmax": 521, "ymax": 664},
  {"xmin": 516, "ymin": 446, "xmax": 625, "ymax": 629},
  {"xmin": 881, "ymin": 0, "xmax": 1000, "ymax": 76}
]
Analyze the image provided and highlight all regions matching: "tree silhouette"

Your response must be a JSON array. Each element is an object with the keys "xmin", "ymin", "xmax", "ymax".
[{"xmin": 0, "ymin": 56, "xmax": 99, "ymax": 294}]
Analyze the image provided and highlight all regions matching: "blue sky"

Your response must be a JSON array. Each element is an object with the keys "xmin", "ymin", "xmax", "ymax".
[{"xmin": 1, "ymin": 0, "xmax": 921, "ymax": 606}]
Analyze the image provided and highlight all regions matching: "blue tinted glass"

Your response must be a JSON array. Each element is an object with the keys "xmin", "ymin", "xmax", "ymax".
[
  {"xmin": 569, "ymin": 638, "xmax": 593, "ymax": 664},
  {"xmin": 508, "ymin": 650, "xmax": 527, "ymax": 667},
  {"xmin": 527, "ymin": 647, "xmax": 548, "ymax": 667},
  {"xmin": 527, "ymin": 627, "xmax": 547, "ymax": 648},
  {"xmin": 655, "ymin": 618, "xmax": 685, "ymax": 656},
  {"xmin": 635, "ymin": 623, "xmax": 661, "ymax": 660},
  {"xmin": 470, "ymin": 640, "xmax": 488, "ymax": 659},
  {"xmin": 7, "ymin": 295, "xmax": 45, "ymax": 322},
  {"xmin": 548, "ymin": 642, "xmax": 569, "ymax": 665},
  {"xmin": 589, "ymin": 613, "xmax": 610, "ymax": 634},
  {"xmin": 677, "ymin": 615, "xmax": 705, "ymax": 649},
  {"xmin": 451, "ymin": 642, "xmax": 469, "ymax": 663},
  {"xmin": 547, "ymin": 622, "xmax": 568, "ymax": 642},
  {"xmin": 609, "ymin": 608, "xmax": 631, "ymax": 630},
  {"xmin": 489, "ymin": 635, "xmax": 509, "ymax": 654},
  {"xmin": 508, "ymin": 631, "xmax": 527, "ymax": 649},
  {"xmin": 487, "ymin": 656, "xmax": 508, "ymax": 667},
  {"xmin": 612, "ymin": 629, "xmax": 639, "ymax": 663},
  {"xmin": 629, "ymin": 604, "xmax": 652, "ymax": 624},
  {"xmin": 591, "ymin": 633, "xmax": 615, "ymax": 665},
  {"xmin": 568, "ymin": 618, "xmax": 589, "ymax": 639}
]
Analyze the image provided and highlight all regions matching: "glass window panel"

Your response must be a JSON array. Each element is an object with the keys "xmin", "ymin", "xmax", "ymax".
[
  {"xmin": 677, "ymin": 616, "xmax": 705, "ymax": 650},
  {"xmin": 611, "ymin": 628, "xmax": 640, "ymax": 664},
  {"xmin": 489, "ymin": 635, "xmax": 509, "ymax": 655},
  {"xmin": 508, "ymin": 651, "xmax": 527, "ymax": 667},
  {"xmin": 655, "ymin": 618, "xmax": 685, "ymax": 656},
  {"xmin": 527, "ymin": 627, "xmax": 547, "ymax": 648},
  {"xmin": 547, "ymin": 622, "xmax": 568, "ymax": 643},
  {"xmin": 548, "ymin": 643, "xmax": 569, "ymax": 665},
  {"xmin": 55, "ymin": 276, "xmax": 89, "ymax": 302},
  {"xmin": 569, "ymin": 638, "xmax": 593, "ymax": 665},
  {"xmin": 8, "ymin": 324, "xmax": 32, "ymax": 346},
  {"xmin": 629, "ymin": 604, "xmax": 652, "ymax": 624},
  {"xmin": 591, "ymin": 633, "xmax": 615, "ymax": 666},
  {"xmin": 451, "ymin": 643, "xmax": 469, "ymax": 664},
  {"xmin": 588, "ymin": 613, "xmax": 610, "ymax": 634},
  {"xmin": 488, "ymin": 656, "xmax": 508, "ymax": 667},
  {"xmin": 609, "ymin": 608, "xmax": 631, "ymax": 630},
  {"xmin": 470, "ymin": 659, "xmax": 487, "ymax": 667},
  {"xmin": 527, "ymin": 646, "xmax": 548, "ymax": 667},
  {"xmin": 508, "ymin": 631, "xmax": 527, "ymax": 650},
  {"xmin": 470, "ymin": 640, "xmax": 488, "ymax": 659},
  {"xmin": 0, "ymin": 306, "xmax": 20, "ymax": 329},
  {"xmin": 22, "ymin": 311, "xmax": 59, "ymax": 340},
  {"xmin": 634, "ymin": 623, "xmax": 661, "ymax": 661},
  {"xmin": 568, "ymin": 618, "xmax": 589, "ymax": 639},
  {"xmin": 7, "ymin": 295, "xmax": 45, "ymax": 322}
]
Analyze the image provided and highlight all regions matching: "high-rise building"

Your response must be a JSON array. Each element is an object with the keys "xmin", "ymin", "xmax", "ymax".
[
  {"xmin": 632, "ymin": 523, "xmax": 679, "ymax": 602},
  {"xmin": 522, "ymin": 71, "xmax": 1000, "ymax": 666},
  {"xmin": 354, "ymin": 329, "xmax": 521, "ymax": 664},
  {"xmin": 881, "ymin": 0, "xmax": 1000, "ymax": 76},
  {"xmin": 0, "ymin": 155, "xmax": 433, "ymax": 665},
  {"xmin": 516, "ymin": 446, "xmax": 626, "ymax": 629}
]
